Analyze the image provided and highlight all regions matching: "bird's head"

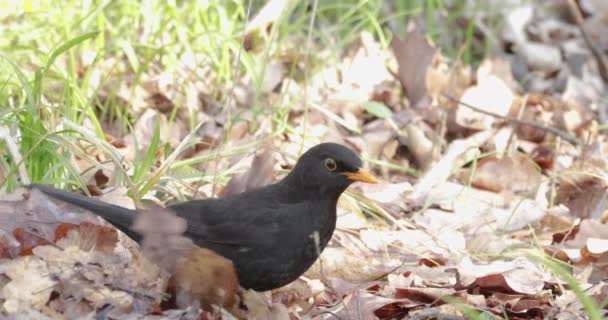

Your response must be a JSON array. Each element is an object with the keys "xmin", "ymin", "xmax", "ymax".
[{"xmin": 286, "ymin": 143, "xmax": 376, "ymax": 197}]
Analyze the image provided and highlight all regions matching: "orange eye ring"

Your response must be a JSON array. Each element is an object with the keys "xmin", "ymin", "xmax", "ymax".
[{"xmin": 324, "ymin": 158, "xmax": 337, "ymax": 171}]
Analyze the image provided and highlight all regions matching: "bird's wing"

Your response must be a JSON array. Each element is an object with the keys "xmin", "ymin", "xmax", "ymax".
[{"xmin": 170, "ymin": 198, "xmax": 310, "ymax": 249}]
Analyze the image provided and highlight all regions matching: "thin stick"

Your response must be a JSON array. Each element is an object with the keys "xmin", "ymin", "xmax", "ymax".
[
  {"xmin": 442, "ymin": 92, "xmax": 584, "ymax": 146},
  {"xmin": 566, "ymin": 0, "xmax": 608, "ymax": 83}
]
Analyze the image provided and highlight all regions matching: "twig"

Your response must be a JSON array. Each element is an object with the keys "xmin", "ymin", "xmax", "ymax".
[
  {"xmin": 442, "ymin": 92, "xmax": 584, "ymax": 146},
  {"xmin": 566, "ymin": 0, "xmax": 608, "ymax": 83}
]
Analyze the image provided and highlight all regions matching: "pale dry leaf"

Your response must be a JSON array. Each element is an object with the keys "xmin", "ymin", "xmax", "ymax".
[
  {"xmin": 262, "ymin": 62, "xmax": 287, "ymax": 92},
  {"xmin": 33, "ymin": 245, "xmax": 88, "ymax": 278},
  {"xmin": 336, "ymin": 211, "xmax": 369, "ymax": 230},
  {"xmin": 477, "ymin": 58, "xmax": 517, "ymax": 91},
  {"xmin": 32, "ymin": 242, "xmax": 163, "ymax": 313},
  {"xmin": 0, "ymin": 127, "xmax": 28, "ymax": 185},
  {"xmin": 586, "ymin": 238, "xmax": 608, "ymax": 255},
  {"xmin": 562, "ymin": 75, "xmax": 600, "ymax": 111},
  {"xmin": 466, "ymin": 232, "xmax": 509, "ymax": 256},
  {"xmin": 410, "ymin": 130, "xmax": 494, "ymax": 206},
  {"xmin": 427, "ymin": 57, "xmax": 472, "ymax": 103},
  {"xmin": 402, "ymin": 122, "xmax": 435, "ymax": 169},
  {"xmin": 360, "ymin": 228, "xmax": 465, "ymax": 258},
  {"xmin": 502, "ymin": 261, "xmax": 546, "ymax": 295},
  {"xmin": 307, "ymin": 247, "xmax": 398, "ymax": 283},
  {"xmin": 124, "ymin": 108, "xmax": 186, "ymax": 155},
  {"xmin": 0, "ymin": 256, "xmax": 56, "ymax": 313},
  {"xmin": 48, "ymin": 298, "xmax": 93, "ymax": 319},
  {"xmin": 97, "ymin": 186, "xmax": 136, "ymax": 209},
  {"xmin": 564, "ymin": 219, "xmax": 608, "ymax": 249},
  {"xmin": 514, "ymin": 42, "xmax": 562, "ymax": 73},
  {"xmin": 553, "ymin": 290, "xmax": 589, "ymax": 320},
  {"xmin": 455, "ymin": 75, "xmax": 514, "ymax": 130},
  {"xmin": 313, "ymin": 290, "xmax": 401, "ymax": 320},
  {"xmin": 503, "ymin": 5, "xmax": 534, "ymax": 44},
  {"xmin": 358, "ymin": 182, "xmax": 413, "ymax": 206},
  {"xmin": 358, "ymin": 125, "xmax": 394, "ymax": 161},
  {"xmin": 583, "ymin": 6, "xmax": 608, "ymax": 53},
  {"xmin": 245, "ymin": 0, "xmax": 295, "ymax": 34}
]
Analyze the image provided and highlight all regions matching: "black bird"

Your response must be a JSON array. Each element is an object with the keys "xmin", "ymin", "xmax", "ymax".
[{"xmin": 32, "ymin": 143, "xmax": 376, "ymax": 291}]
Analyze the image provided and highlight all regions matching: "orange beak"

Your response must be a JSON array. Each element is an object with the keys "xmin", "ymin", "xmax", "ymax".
[{"xmin": 342, "ymin": 168, "xmax": 377, "ymax": 184}]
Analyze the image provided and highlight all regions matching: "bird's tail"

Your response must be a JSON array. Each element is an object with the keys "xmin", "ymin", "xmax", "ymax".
[{"xmin": 30, "ymin": 184, "xmax": 139, "ymax": 240}]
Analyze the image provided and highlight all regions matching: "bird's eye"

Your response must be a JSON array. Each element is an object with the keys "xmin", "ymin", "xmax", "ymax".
[{"xmin": 324, "ymin": 158, "xmax": 337, "ymax": 171}]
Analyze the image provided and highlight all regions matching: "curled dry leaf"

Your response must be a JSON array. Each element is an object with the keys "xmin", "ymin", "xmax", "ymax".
[
  {"xmin": 558, "ymin": 219, "xmax": 608, "ymax": 264},
  {"xmin": 458, "ymin": 257, "xmax": 546, "ymax": 295}
]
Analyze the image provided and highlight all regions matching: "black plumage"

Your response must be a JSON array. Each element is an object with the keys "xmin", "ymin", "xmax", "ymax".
[{"xmin": 32, "ymin": 143, "xmax": 376, "ymax": 291}]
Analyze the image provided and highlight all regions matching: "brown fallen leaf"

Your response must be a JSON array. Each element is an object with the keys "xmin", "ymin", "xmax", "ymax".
[
  {"xmin": 54, "ymin": 222, "xmax": 118, "ymax": 255},
  {"xmin": 467, "ymin": 153, "xmax": 541, "ymax": 194},
  {"xmin": 391, "ymin": 22, "xmax": 437, "ymax": 107},
  {"xmin": 174, "ymin": 247, "xmax": 240, "ymax": 310},
  {"xmin": 222, "ymin": 143, "xmax": 275, "ymax": 197},
  {"xmin": 556, "ymin": 174, "xmax": 608, "ymax": 220},
  {"xmin": 458, "ymin": 257, "xmax": 546, "ymax": 295},
  {"xmin": 131, "ymin": 207, "xmax": 240, "ymax": 311},
  {"xmin": 147, "ymin": 92, "xmax": 175, "ymax": 114},
  {"xmin": 94, "ymin": 169, "xmax": 109, "ymax": 187}
]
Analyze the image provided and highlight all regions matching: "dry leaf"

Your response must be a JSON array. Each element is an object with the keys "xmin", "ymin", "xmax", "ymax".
[
  {"xmin": 223, "ymin": 143, "xmax": 275, "ymax": 197},
  {"xmin": 455, "ymin": 75, "xmax": 514, "ymax": 130},
  {"xmin": 132, "ymin": 207, "xmax": 240, "ymax": 310},
  {"xmin": 458, "ymin": 257, "xmax": 545, "ymax": 295},
  {"xmin": 313, "ymin": 290, "xmax": 401, "ymax": 320},
  {"xmin": 468, "ymin": 153, "xmax": 541, "ymax": 193},
  {"xmin": 174, "ymin": 247, "xmax": 239, "ymax": 310},
  {"xmin": 391, "ymin": 23, "xmax": 437, "ymax": 106},
  {"xmin": 0, "ymin": 256, "xmax": 56, "ymax": 313}
]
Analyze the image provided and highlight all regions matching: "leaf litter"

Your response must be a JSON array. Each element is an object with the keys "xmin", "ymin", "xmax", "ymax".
[{"xmin": 3, "ymin": 1, "xmax": 608, "ymax": 319}]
